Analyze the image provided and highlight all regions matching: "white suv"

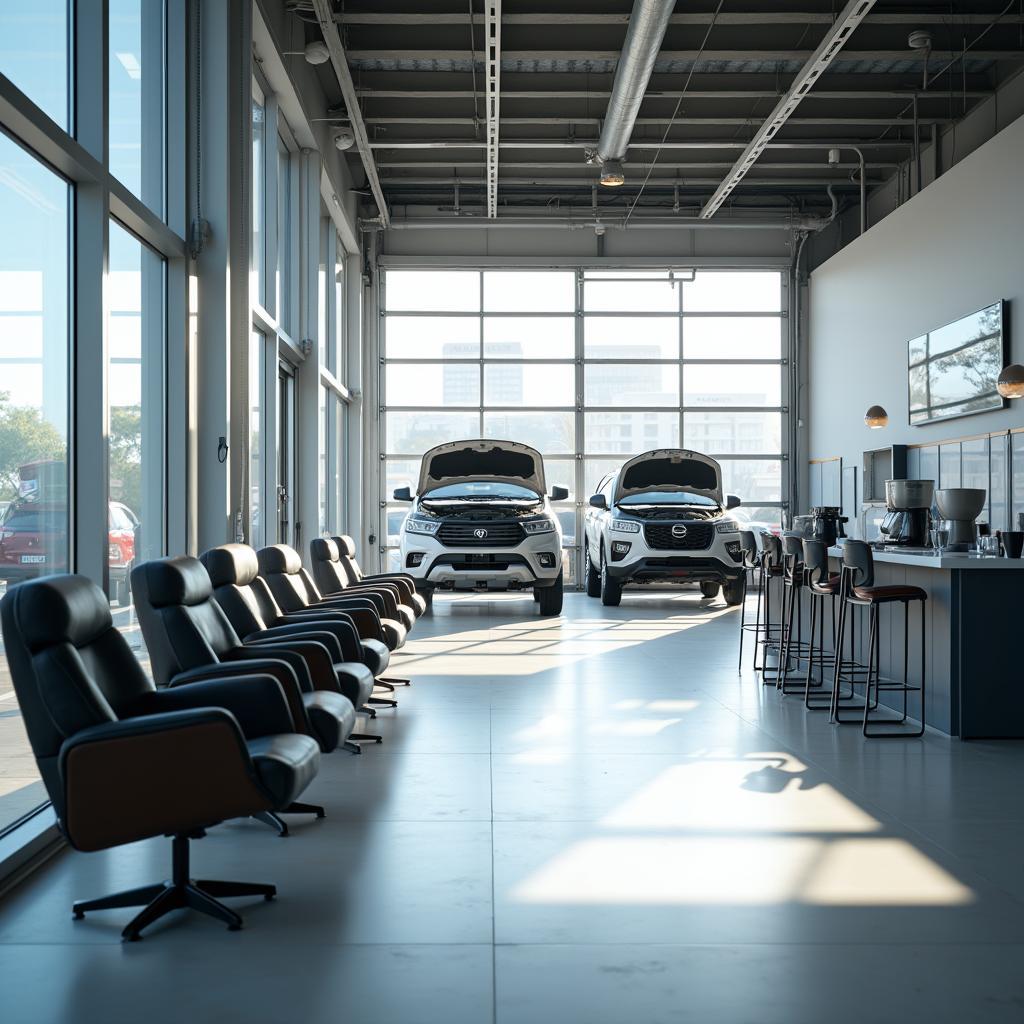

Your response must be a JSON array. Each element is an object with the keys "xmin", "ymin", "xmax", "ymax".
[
  {"xmin": 394, "ymin": 440, "xmax": 567, "ymax": 615},
  {"xmin": 583, "ymin": 449, "xmax": 745, "ymax": 607}
]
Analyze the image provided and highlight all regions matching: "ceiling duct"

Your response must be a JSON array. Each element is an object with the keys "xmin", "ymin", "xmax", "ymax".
[{"xmin": 591, "ymin": 0, "xmax": 675, "ymax": 186}]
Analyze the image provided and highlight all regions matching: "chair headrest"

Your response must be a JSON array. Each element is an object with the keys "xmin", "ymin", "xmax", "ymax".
[
  {"xmin": 310, "ymin": 537, "xmax": 339, "ymax": 563},
  {"xmin": 333, "ymin": 535, "xmax": 356, "ymax": 558},
  {"xmin": 133, "ymin": 556, "xmax": 212, "ymax": 608},
  {"xmin": 257, "ymin": 544, "xmax": 302, "ymax": 576},
  {"xmin": 201, "ymin": 544, "xmax": 259, "ymax": 588},
  {"xmin": 4, "ymin": 575, "xmax": 112, "ymax": 652}
]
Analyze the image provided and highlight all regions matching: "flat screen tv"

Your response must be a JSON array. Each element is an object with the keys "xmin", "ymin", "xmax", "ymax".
[{"xmin": 908, "ymin": 300, "xmax": 1007, "ymax": 426}]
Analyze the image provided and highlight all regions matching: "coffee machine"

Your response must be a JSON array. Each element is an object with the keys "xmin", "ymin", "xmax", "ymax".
[
  {"xmin": 935, "ymin": 488, "xmax": 987, "ymax": 550},
  {"xmin": 880, "ymin": 479, "xmax": 933, "ymax": 547},
  {"xmin": 810, "ymin": 506, "xmax": 848, "ymax": 547}
]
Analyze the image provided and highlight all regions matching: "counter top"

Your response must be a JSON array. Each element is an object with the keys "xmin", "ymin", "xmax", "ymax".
[{"xmin": 827, "ymin": 544, "xmax": 1024, "ymax": 570}]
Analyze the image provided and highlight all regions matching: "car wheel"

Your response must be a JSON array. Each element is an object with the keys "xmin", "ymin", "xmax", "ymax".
[
  {"xmin": 583, "ymin": 537, "xmax": 601, "ymax": 597},
  {"xmin": 420, "ymin": 588, "xmax": 434, "ymax": 609},
  {"xmin": 600, "ymin": 552, "xmax": 622, "ymax": 607},
  {"xmin": 536, "ymin": 572, "xmax": 564, "ymax": 616},
  {"xmin": 722, "ymin": 577, "xmax": 745, "ymax": 606},
  {"xmin": 699, "ymin": 581, "xmax": 720, "ymax": 599},
  {"xmin": 532, "ymin": 589, "xmax": 541, "ymax": 602}
]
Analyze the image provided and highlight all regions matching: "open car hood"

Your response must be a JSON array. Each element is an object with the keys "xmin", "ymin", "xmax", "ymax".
[
  {"xmin": 418, "ymin": 439, "xmax": 547, "ymax": 497},
  {"xmin": 613, "ymin": 449, "xmax": 724, "ymax": 506}
]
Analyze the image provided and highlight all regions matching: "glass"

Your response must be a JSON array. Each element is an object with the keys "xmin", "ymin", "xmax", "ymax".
[
  {"xmin": 584, "ymin": 411, "xmax": 679, "ymax": 454},
  {"xmin": 0, "ymin": 3, "xmax": 71, "ymax": 131},
  {"xmin": 484, "ymin": 363, "xmax": 574, "ymax": 407},
  {"xmin": 683, "ymin": 271, "xmax": 782, "ymax": 312},
  {"xmin": 0, "ymin": 132, "xmax": 70, "ymax": 833},
  {"xmin": 107, "ymin": 221, "xmax": 165, "ymax": 643},
  {"xmin": 584, "ymin": 279, "xmax": 680, "ymax": 313},
  {"xmin": 385, "ymin": 459, "xmax": 421, "ymax": 497},
  {"xmin": 682, "ymin": 317, "xmax": 782, "ymax": 359},
  {"xmin": 931, "ymin": 522, "xmax": 951, "ymax": 553},
  {"xmin": 277, "ymin": 137, "xmax": 292, "ymax": 331},
  {"xmin": 334, "ymin": 244, "xmax": 346, "ymax": 379},
  {"xmin": 683, "ymin": 364, "xmax": 781, "ymax": 407},
  {"xmin": 251, "ymin": 92, "xmax": 266, "ymax": 305},
  {"xmin": 385, "ymin": 271, "xmax": 479, "ymax": 312},
  {"xmin": 484, "ymin": 317, "xmax": 574, "ymax": 360},
  {"xmin": 484, "ymin": 272, "xmax": 574, "ymax": 312},
  {"xmin": 683, "ymin": 411, "xmax": 782, "ymax": 455},
  {"xmin": 482, "ymin": 411, "xmax": 574, "ymax": 454},
  {"xmin": 584, "ymin": 363, "xmax": 679, "ymax": 407},
  {"xmin": 386, "ymin": 363, "xmax": 479, "ymax": 407},
  {"xmin": 385, "ymin": 411, "xmax": 480, "ymax": 455},
  {"xmin": 318, "ymin": 386, "xmax": 327, "ymax": 536},
  {"xmin": 584, "ymin": 317, "xmax": 678, "ymax": 359},
  {"xmin": 386, "ymin": 316, "xmax": 479, "ymax": 359},
  {"xmin": 249, "ymin": 331, "xmax": 264, "ymax": 545},
  {"xmin": 109, "ymin": 0, "xmax": 166, "ymax": 216},
  {"xmin": 978, "ymin": 534, "xmax": 1000, "ymax": 556},
  {"xmin": 717, "ymin": 460, "xmax": 783, "ymax": 504},
  {"xmin": 542, "ymin": 459, "xmax": 575, "ymax": 500}
]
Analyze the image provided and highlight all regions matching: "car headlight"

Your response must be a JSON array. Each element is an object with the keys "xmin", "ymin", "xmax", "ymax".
[
  {"xmin": 610, "ymin": 519, "xmax": 641, "ymax": 534},
  {"xmin": 523, "ymin": 517, "xmax": 556, "ymax": 535},
  {"xmin": 405, "ymin": 516, "xmax": 440, "ymax": 536},
  {"xmin": 716, "ymin": 520, "xmax": 739, "ymax": 535}
]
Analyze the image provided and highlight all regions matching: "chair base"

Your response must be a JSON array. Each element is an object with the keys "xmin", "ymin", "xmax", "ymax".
[
  {"xmin": 72, "ymin": 833, "xmax": 275, "ymax": 942},
  {"xmin": 378, "ymin": 675, "xmax": 411, "ymax": 687},
  {"xmin": 368, "ymin": 696, "xmax": 398, "ymax": 708},
  {"xmin": 350, "ymin": 731, "xmax": 384, "ymax": 744}
]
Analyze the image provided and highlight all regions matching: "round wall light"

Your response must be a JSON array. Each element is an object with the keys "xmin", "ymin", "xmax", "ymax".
[
  {"xmin": 864, "ymin": 405, "xmax": 889, "ymax": 428},
  {"xmin": 997, "ymin": 364, "xmax": 1024, "ymax": 399},
  {"xmin": 304, "ymin": 40, "xmax": 330, "ymax": 65}
]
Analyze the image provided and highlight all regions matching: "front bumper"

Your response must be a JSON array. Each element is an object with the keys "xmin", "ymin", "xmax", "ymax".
[{"xmin": 605, "ymin": 529, "xmax": 744, "ymax": 585}]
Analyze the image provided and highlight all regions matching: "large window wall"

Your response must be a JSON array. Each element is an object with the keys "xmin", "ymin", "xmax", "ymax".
[{"xmin": 379, "ymin": 268, "xmax": 788, "ymax": 583}]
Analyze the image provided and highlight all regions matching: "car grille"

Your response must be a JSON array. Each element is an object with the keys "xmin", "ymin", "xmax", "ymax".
[
  {"xmin": 643, "ymin": 522, "xmax": 714, "ymax": 551},
  {"xmin": 437, "ymin": 521, "xmax": 525, "ymax": 548}
]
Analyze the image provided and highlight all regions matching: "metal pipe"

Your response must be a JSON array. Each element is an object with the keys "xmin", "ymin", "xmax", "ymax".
[
  {"xmin": 362, "ymin": 214, "xmax": 832, "ymax": 232},
  {"xmin": 595, "ymin": 0, "xmax": 675, "ymax": 166}
]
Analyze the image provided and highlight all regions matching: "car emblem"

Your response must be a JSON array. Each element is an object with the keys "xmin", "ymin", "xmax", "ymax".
[
  {"xmin": 671, "ymin": 524, "xmax": 688, "ymax": 538},
  {"xmin": 474, "ymin": 528, "xmax": 488, "ymax": 539}
]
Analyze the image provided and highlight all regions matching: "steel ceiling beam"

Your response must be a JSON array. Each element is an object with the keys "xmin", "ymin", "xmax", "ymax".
[
  {"xmin": 354, "ymin": 88, "xmax": 991, "ymax": 101},
  {"xmin": 368, "ymin": 139, "xmax": 912, "ymax": 151},
  {"xmin": 701, "ymin": 0, "xmax": 877, "ymax": 219},
  {"xmin": 309, "ymin": 0, "xmax": 390, "ymax": 227},
  {"xmin": 364, "ymin": 115, "xmax": 950, "ymax": 127},
  {"xmin": 485, "ymin": 0, "xmax": 501, "ymax": 218},
  {"xmin": 376, "ymin": 160, "xmax": 899, "ymax": 170}
]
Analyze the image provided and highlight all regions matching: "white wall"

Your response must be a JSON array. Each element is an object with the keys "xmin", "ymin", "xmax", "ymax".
[{"xmin": 807, "ymin": 113, "xmax": 1024, "ymax": 488}]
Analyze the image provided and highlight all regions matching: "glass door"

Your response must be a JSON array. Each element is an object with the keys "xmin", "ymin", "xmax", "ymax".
[{"xmin": 276, "ymin": 361, "xmax": 296, "ymax": 544}]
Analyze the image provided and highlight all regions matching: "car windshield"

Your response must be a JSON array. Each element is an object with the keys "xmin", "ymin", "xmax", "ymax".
[
  {"xmin": 617, "ymin": 490, "xmax": 719, "ymax": 507},
  {"xmin": 424, "ymin": 482, "xmax": 539, "ymax": 500},
  {"xmin": 1, "ymin": 509, "xmax": 43, "ymax": 531}
]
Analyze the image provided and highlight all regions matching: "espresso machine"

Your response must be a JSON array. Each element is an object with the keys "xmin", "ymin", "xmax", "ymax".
[
  {"xmin": 810, "ymin": 506, "xmax": 848, "ymax": 547},
  {"xmin": 880, "ymin": 479, "xmax": 933, "ymax": 547}
]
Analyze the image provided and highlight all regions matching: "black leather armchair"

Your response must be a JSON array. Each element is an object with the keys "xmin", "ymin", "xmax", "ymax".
[
  {"xmin": 332, "ymin": 534, "xmax": 427, "ymax": 617},
  {"xmin": 0, "ymin": 574, "xmax": 320, "ymax": 941},
  {"xmin": 130, "ymin": 556, "xmax": 372, "ymax": 757},
  {"xmin": 311, "ymin": 537, "xmax": 417, "ymax": 633},
  {"xmin": 200, "ymin": 544, "xmax": 398, "ymax": 708},
  {"xmin": 257, "ymin": 544, "xmax": 408, "ymax": 655}
]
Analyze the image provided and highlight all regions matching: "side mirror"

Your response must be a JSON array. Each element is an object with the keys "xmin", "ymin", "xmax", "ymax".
[
  {"xmin": 393, "ymin": 487, "xmax": 413, "ymax": 502},
  {"xmin": 589, "ymin": 494, "xmax": 608, "ymax": 510},
  {"xmin": 726, "ymin": 494, "xmax": 742, "ymax": 510},
  {"xmin": 550, "ymin": 485, "xmax": 569, "ymax": 501}
]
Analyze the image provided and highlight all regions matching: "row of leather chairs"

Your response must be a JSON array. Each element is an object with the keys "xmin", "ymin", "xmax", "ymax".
[{"xmin": 0, "ymin": 535, "xmax": 424, "ymax": 942}]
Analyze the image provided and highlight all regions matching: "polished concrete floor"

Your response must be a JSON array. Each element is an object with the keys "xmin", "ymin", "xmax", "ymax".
[{"xmin": 2, "ymin": 589, "xmax": 1024, "ymax": 1022}]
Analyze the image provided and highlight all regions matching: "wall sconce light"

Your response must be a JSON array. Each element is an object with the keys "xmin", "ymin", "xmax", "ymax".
[
  {"xmin": 864, "ymin": 405, "xmax": 888, "ymax": 429},
  {"xmin": 997, "ymin": 364, "xmax": 1024, "ymax": 399}
]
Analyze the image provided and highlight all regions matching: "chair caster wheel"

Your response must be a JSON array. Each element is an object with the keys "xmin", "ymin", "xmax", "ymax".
[
  {"xmin": 228, "ymin": 922, "xmax": 243, "ymax": 932},
  {"xmin": 73, "ymin": 909, "xmax": 84, "ymax": 920}
]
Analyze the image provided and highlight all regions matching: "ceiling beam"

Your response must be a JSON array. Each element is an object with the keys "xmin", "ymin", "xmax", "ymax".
[
  {"xmin": 355, "ymin": 88, "xmax": 992, "ymax": 101},
  {"xmin": 364, "ymin": 116, "xmax": 951, "ymax": 127},
  {"xmin": 368, "ymin": 139, "xmax": 912, "ymax": 151},
  {"xmin": 309, "ymin": 0, "xmax": 390, "ymax": 227},
  {"xmin": 376, "ymin": 161, "xmax": 897, "ymax": 171},
  {"xmin": 700, "ymin": 0, "xmax": 877, "ymax": 219},
  {"xmin": 485, "ymin": 1, "xmax": 501, "ymax": 218}
]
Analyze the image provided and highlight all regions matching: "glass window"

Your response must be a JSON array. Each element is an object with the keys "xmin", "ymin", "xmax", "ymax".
[
  {"xmin": 585, "ymin": 317, "xmax": 678, "ymax": 359},
  {"xmin": 108, "ymin": 0, "xmax": 166, "ymax": 216},
  {"xmin": 683, "ymin": 271, "xmax": 781, "ymax": 312},
  {"xmin": 683, "ymin": 411, "xmax": 782, "ymax": 455},
  {"xmin": 584, "ymin": 411, "xmax": 679, "ymax": 454},
  {"xmin": 249, "ymin": 331, "xmax": 264, "ymax": 545},
  {"xmin": 484, "ymin": 317, "xmax": 573, "ymax": 360},
  {"xmin": 683, "ymin": 317, "xmax": 782, "ymax": 360},
  {"xmin": 483, "ymin": 272, "xmax": 574, "ymax": 312},
  {"xmin": 483, "ymin": 363, "xmax": 574, "ymax": 407},
  {"xmin": 0, "ymin": 4, "xmax": 71, "ymax": 131},
  {"xmin": 318, "ymin": 386, "xmax": 327, "ymax": 536},
  {"xmin": 718, "ymin": 459, "xmax": 783, "ymax": 504},
  {"xmin": 682, "ymin": 365, "xmax": 781, "ymax": 408},
  {"xmin": 585, "ymin": 363, "xmax": 679, "ymax": 407},
  {"xmin": 584, "ymin": 278, "xmax": 680, "ymax": 313},
  {"xmin": 386, "ymin": 316, "xmax": 479, "ymax": 360},
  {"xmin": 276, "ymin": 136, "xmax": 292, "ymax": 331},
  {"xmin": 0, "ymin": 132, "xmax": 70, "ymax": 834},
  {"xmin": 385, "ymin": 271, "xmax": 479, "ymax": 312},
  {"xmin": 386, "ymin": 411, "xmax": 480, "ymax": 455},
  {"xmin": 251, "ymin": 90, "xmax": 266, "ymax": 306},
  {"xmin": 334, "ymin": 244, "xmax": 345, "ymax": 380},
  {"xmin": 107, "ymin": 221, "xmax": 165, "ymax": 639},
  {"xmin": 386, "ymin": 363, "xmax": 479, "ymax": 407},
  {"xmin": 482, "ymin": 411, "xmax": 575, "ymax": 454}
]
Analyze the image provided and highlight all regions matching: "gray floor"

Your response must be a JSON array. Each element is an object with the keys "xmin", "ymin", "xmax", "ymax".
[{"xmin": 2, "ymin": 589, "xmax": 1024, "ymax": 1023}]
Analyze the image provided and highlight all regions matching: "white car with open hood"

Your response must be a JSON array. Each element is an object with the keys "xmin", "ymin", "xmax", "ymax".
[
  {"xmin": 394, "ymin": 439, "xmax": 567, "ymax": 615},
  {"xmin": 583, "ymin": 449, "xmax": 746, "ymax": 607}
]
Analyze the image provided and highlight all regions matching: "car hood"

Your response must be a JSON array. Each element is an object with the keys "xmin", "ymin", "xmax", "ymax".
[
  {"xmin": 613, "ymin": 449, "xmax": 724, "ymax": 506},
  {"xmin": 417, "ymin": 439, "xmax": 547, "ymax": 497}
]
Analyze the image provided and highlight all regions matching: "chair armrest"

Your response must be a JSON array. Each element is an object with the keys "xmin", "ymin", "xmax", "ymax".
[
  {"xmin": 263, "ymin": 616, "xmax": 362, "ymax": 662},
  {"xmin": 130, "ymin": 674, "xmax": 296, "ymax": 739},
  {"xmin": 245, "ymin": 624, "xmax": 344, "ymax": 662},
  {"xmin": 308, "ymin": 599, "xmax": 384, "ymax": 641},
  {"xmin": 360, "ymin": 574, "xmax": 416, "ymax": 604},
  {"xmin": 246, "ymin": 639, "xmax": 340, "ymax": 695},
  {"xmin": 340, "ymin": 583, "xmax": 400, "ymax": 618},
  {"xmin": 59, "ymin": 710, "xmax": 268, "ymax": 851},
  {"xmin": 322, "ymin": 588, "xmax": 387, "ymax": 616}
]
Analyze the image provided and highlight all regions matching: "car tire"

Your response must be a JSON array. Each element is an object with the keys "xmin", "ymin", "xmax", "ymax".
[
  {"xmin": 583, "ymin": 537, "xmax": 601, "ymax": 597},
  {"xmin": 600, "ymin": 553, "xmax": 622, "ymax": 607},
  {"xmin": 532, "ymin": 589, "xmax": 541, "ymax": 602},
  {"xmin": 536, "ymin": 572, "xmax": 564, "ymax": 616},
  {"xmin": 699, "ymin": 581, "xmax": 720, "ymax": 599},
  {"xmin": 420, "ymin": 588, "xmax": 434, "ymax": 609},
  {"xmin": 722, "ymin": 578, "xmax": 745, "ymax": 606}
]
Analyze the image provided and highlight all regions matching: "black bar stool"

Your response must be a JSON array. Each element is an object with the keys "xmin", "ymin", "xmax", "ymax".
[
  {"xmin": 778, "ymin": 534, "xmax": 813, "ymax": 695},
  {"xmin": 757, "ymin": 534, "xmax": 786, "ymax": 684},
  {"xmin": 801, "ymin": 539, "xmax": 842, "ymax": 711},
  {"xmin": 737, "ymin": 530, "xmax": 762, "ymax": 670},
  {"xmin": 831, "ymin": 540, "xmax": 927, "ymax": 738}
]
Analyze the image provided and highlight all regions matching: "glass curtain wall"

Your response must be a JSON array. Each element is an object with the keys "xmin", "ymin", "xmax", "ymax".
[{"xmin": 379, "ymin": 268, "xmax": 787, "ymax": 581}]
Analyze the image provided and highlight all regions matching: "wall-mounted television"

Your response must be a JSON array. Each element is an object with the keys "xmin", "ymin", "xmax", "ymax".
[{"xmin": 908, "ymin": 300, "xmax": 1008, "ymax": 426}]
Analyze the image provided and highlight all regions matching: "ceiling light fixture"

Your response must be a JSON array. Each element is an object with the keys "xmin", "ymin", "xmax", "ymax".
[
  {"xmin": 997, "ymin": 364, "xmax": 1024, "ymax": 399},
  {"xmin": 303, "ymin": 40, "xmax": 330, "ymax": 65},
  {"xmin": 600, "ymin": 159, "xmax": 625, "ymax": 187},
  {"xmin": 864, "ymin": 405, "xmax": 889, "ymax": 429}
]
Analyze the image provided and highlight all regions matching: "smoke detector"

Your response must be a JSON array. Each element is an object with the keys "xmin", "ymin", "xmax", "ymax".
[
  {"xmin": 333, "ymin": 128, "xmax": 356, "ymax": 151},
  {"xmin": 594, "ymin": 223, "xmax": 606, "ymax": 237},
  {"xmin": 304, "ymin": 40, "xmax": 330, "ymax": 65}
]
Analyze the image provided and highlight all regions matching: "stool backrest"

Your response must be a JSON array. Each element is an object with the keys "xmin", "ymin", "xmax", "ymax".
[
  {"xmin": 761, "ymin": 533, "xmax": 782, "ymax": 569},
  {"xmin": 739, "ymin": 531, "xmax": 758, "ymax": 569},
  {"xmin": 802, "ymin": 538, "xmax": 830, "ymax": 587},
  {"xmin": 841, "ymin": 539, "xmax": 875, "ymax": 589}
]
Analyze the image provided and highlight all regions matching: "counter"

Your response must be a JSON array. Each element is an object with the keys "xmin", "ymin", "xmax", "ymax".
[{"xmin": 819, "ymin": 544, "xmax": 1024, "ymax": 739}]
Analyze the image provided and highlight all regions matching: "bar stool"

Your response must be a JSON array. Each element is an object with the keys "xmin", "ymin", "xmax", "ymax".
[
  {"xmin": 777, "ymin": 535, "xmax": 813, "ymax": 695},
  {"xmin": 800, "ymin": 539, "xmax": 841, "ymax": 711},
  {"xmin": 831, "ymin": 540, "xmax": 927, "ymax": 738},
  {"xmin": 736, "ymin": 530, "xmax": 762, "ymax": 670},
  {"xmin": 757, "ymin": 533, "xmax": 786, "ymax": 684}
]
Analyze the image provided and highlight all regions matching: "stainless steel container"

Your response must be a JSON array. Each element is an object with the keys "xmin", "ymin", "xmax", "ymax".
[
  {"xmin": 885, "ymin": 479, "xmax": 934, "ymax": 510},
  {"xmin": 935, "ymin": 488, "xmax": 987, "ymax": 548}
]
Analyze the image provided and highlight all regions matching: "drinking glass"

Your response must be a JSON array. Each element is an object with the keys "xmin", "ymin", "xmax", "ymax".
[
  {"xmin": 978, "ymin": 534, "xmax": 1000, "ymax": 556},
  {"xmin": 931, "ymin": 523, "xmax": 950, "ymax": 553}
]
